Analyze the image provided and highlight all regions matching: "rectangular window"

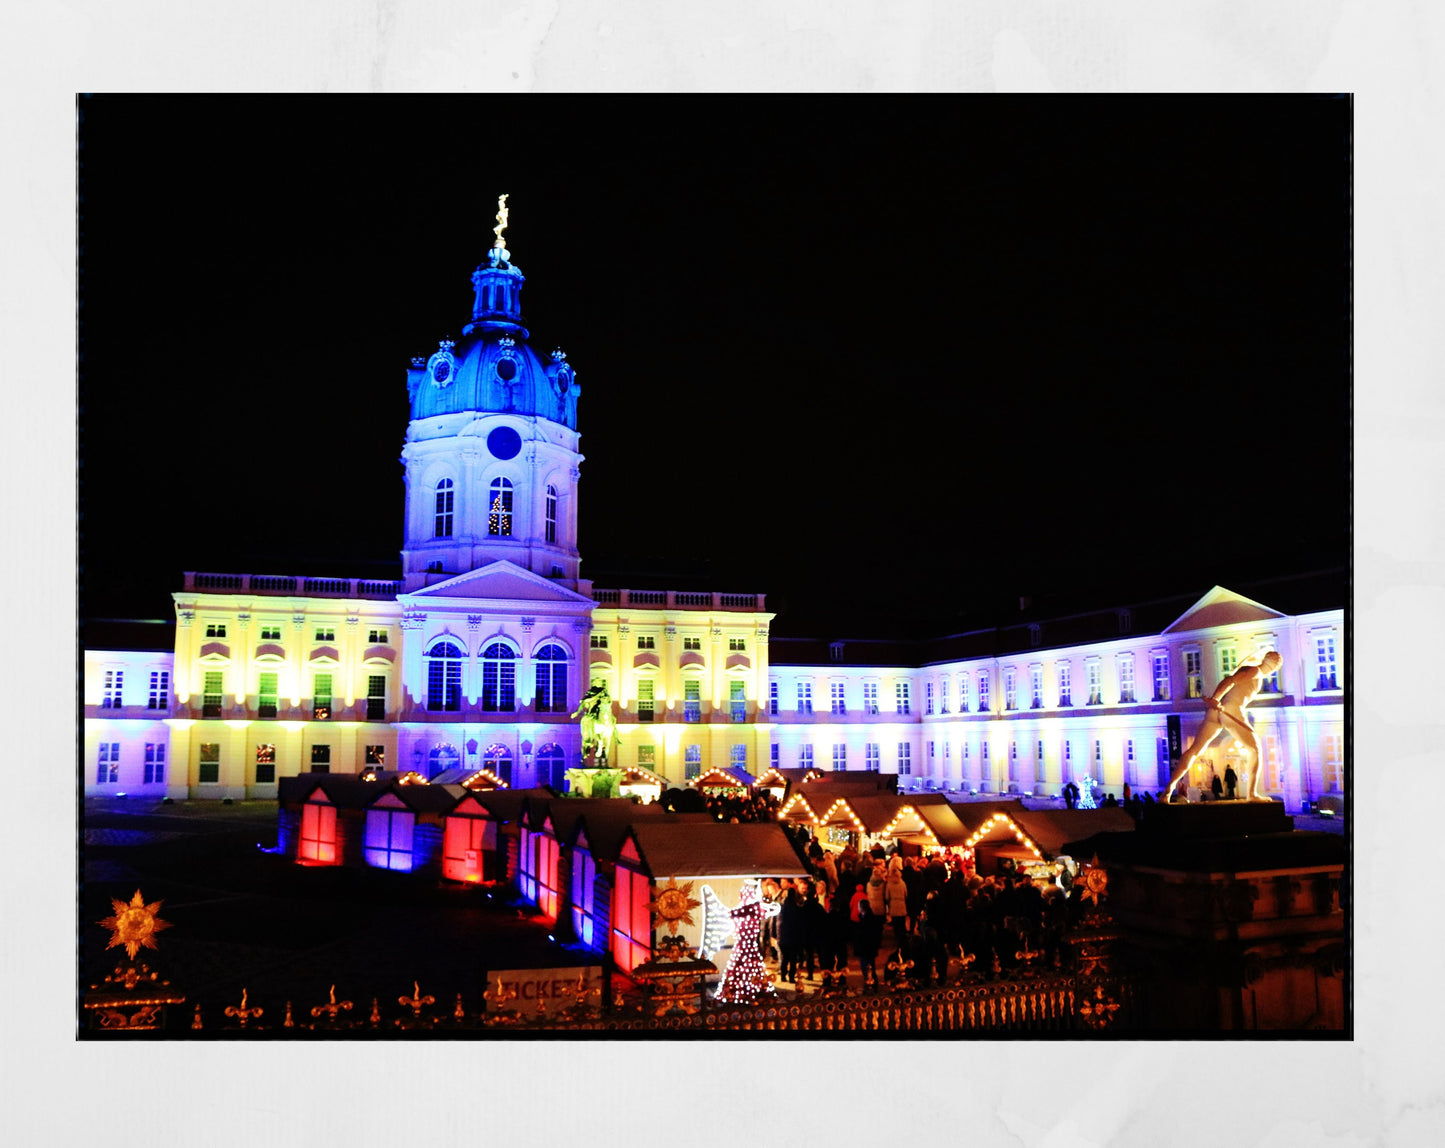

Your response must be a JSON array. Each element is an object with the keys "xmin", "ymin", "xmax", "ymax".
[
  {"xmin": 897, "ymin": 743, "xmax": 911, "ymax": 775},
  {"xmin": 863, "ymin": 683, "xmax": 878, "ymax": 715},
  {"xmin": 771, "ymin": 743, "xmax": 780, "ymax": 767},
  {"xmin": 545, "ymin": 487, "xmax": 558, "ymax": 544},
  {"xmin": 978, "ymin": 671, "xmax": 990, "ymax": 712},
  {"xmin": 637, "ymin": 745, "xmax": 656, "ymax": 768},
  {"xmin": 799, "ymin": 744, "xmax": 814, "ymax": 769},
  {"xmin": 1219, "ymin": 645, "xmax": 1238, "ymax": 679},
  {"xmin": 830, "ymin": 682, "xmax": 846, "ymax": 715},
  {"xmin": 768, "ymin": 681, "xmax": 778, "ymax": 717},
  {"xmin": 147, "ymin": 670, "xmax": 170, "ymax": 710},
  {"xmin": 1157, "ymin": 738, "xmax": 1170, "ymax": 786},
  {"xmin": 435, "ymin": 480, "xmax": 454, "ymax": 538},
  {"xmin": 96, "ymin": 742, "xmax": 120, "ymax": 784},
  {"xmin": 730, "ymin": 744, "xmax": 747, "ymax": 770},
  {"xmin": 310, "ymin": 744, "xmax": 331, "ymax": 773},
  {"xmin": 367, "ymin": 629, "xmax": 389, "ymax": 644},
  {"xmin": 430, "ymin": 657, "xmax": 462, "ymax": 712},
  {"xmin": 728, "ymin": 637, "xmax": 746, "ymax": 652},
  {"xmin": 832, "ymin": 743, "xmax": 847, "ymax": 771},
  {"xmin": 730, "ymin": 680, "xmax": 746, "ymax": 722},
  {"xmin": 958, "ymin": 673, "xmax": 969, "ymax": 713},
  {"xmin": 685, "ymin": 744, "xmax": 702, "ymax": 780},
  {"xmin": 1184, "ymin": 650, "xmax": 1203, "ymax": 698},
  {"xmin": 259, "ymin": 626, "xmax": 282, "ymax": 641},
  {"xmin": 312, "ymin": 673, "xmax": 333, "ymax": 721},
  {"xmin": 866, "ymin": 743, "xmax": 880, "ymax": 771},
  {"xmin": 1009, "ymin": 741, "xmax": 1018, "ymax": 782},
  {"xmin": 589, "ymin": 634, "xmax": 608, "ymax": 649},
  {"xmin": 797, "ymin": 682, "xmax": 813, "ymax": 715},
  {"xmin": 1004, "ymin": 670, "xmax": 1016, "ymax": 711},
  {"xmin": 366, "ymin": 675, "xmax": 386, "ymax": 721},
  {"xmin": 1118, "ymin": 656, "xmax": 1136, "ymax": 704},
  {"xmin": 683, "ymin": 636, "xmax": 702, "ymax": 651},
  {"xmin": 1259, "ymin": 648, "xmax": 1281, "ymax": 693},
  {"xmin": 202, "ymin": 671, "xmax": 224, "ymax": 718},
  {"xmin": 365, "ymin": 808, "xmax": 416, "ymax": 872},
  {"xmin": 298, "ymin": 801, "xmax": 338, "ymax": 864},
  {"xmin": 637, "ymin": 679, "xmax": 655, "ymax": 723},
  {"xmin": 683, "ymin": 679, "xmax": 701, "ymax": 723},
  {"xmin": 636, "ymin": 635, "xmax": 655, "ymax": 650},
  {"xmin": 940, "ymin": 679, "xmax": 950, "ymax": 714},
  {"xmin": 928, "ymin": 740, "xmax": 935, "ymax": 760},
  {"xmin": 1057, "ymin": 663, "xmax": 1071, "ymax": 708},
  {"xmin": 535, "ymin": 659, "xmax": 567, "ymax": 715},
  {"xmin": 611, "ymin": 865, "xmax": 652, "ymax": 975},
  {"xmin": 1263, "ymin": 734, "xmax": 1281, "ymax": 792},
  {"xmin": 1086, "ymin": 662, "xmax": 1102, "ymax": 706},
  {"xmin": 198, "ymin": 742, "xmax": 220, "ymax": 784},
  {"xmin": 144, "ymin": 742, "xmax": 166, "ymax": 785},
  {"xmin": 314, "ymin": 628, "xmax": 335, "ymax": 642},
  {"xmin": 254, "ymin": 743, "xmax": 275, "ymax": 785},
  {"xmin": 1093, "ymin": 739, "xmax": 1103, "ymax": 780},
  {"xmin": 1322, "ymin": 734, "xmax": 1342, "ymax": 791},
  {"xmin": 1316, "ymin": 635, "xmax": 1338, "ymax": 690},
  {"xmin": 1030, "ymin": 666, "xmax": 1044, "ymax": 709},
  {"xmin": 1152, "ymin": 654, "xmax": 1170, "ymax": 702},
  {"xmin": 925, "ymin": 682, "xmax": 935, "ymax": 715},
  {"xmin": 258, "ymin": 671, "xmax": 279, "ymax": 719},
  {"xmin": 570, "ymin": 849, "xmax": 598, "ymax": 947},
  {"xmin": 205, "ymin": 623, "xmax": 227, "ymax": 638},
  {"xmin": 102, "ymin": 669, "xmax": 124, "ymax": 709},
  {"xmin": 365, "ymin": 744, "xmax": 385, "ymax": 766},
  {"xmin": 1126, "ymin": 739, "xmax": 1136, "ymax": 783},
  {"xmin": 896, "ymin": 681, "xmax": 911, "ymax": 715}
]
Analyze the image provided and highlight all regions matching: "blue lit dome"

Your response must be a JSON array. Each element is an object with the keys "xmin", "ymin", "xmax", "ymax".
[{"xmin": 406, "ymin": 244, "xmax": 579, "ymax": 429}]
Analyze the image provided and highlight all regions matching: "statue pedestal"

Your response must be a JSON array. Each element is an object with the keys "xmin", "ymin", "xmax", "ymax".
[{"xmin": 1065, "ymin": 800, "xmax": 1345, "ymax": 1031}]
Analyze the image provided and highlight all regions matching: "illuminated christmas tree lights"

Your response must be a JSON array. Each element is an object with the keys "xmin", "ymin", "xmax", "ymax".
[
  {"xmin": 1078, "ymin": 774, "xmax": 1098, "ymax": 810},
  {"xmin": 712, "ymin": 881, "xmax": 777, "ymax": 1005}
]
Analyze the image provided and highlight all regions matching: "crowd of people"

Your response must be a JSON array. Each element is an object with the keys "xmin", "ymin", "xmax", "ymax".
[
  {"xmin": 702, "ymin": 790, "xmax": 783, "ymax": 823},
  {"xmin": 756, "ymin": 840, "xmax": 1082, "ymax": 990}
]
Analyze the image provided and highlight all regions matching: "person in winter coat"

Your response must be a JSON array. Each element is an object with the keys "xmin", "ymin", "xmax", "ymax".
[
  {"xmin": 884, "ymin": 856, "xmax": 910, "ymax": 953},
  {"xmin": 777, "ymin": 883, "xmax": 804, "ymax": 982},
  {"xmin": 850, "ymin": 879, "xmax": 883, "ymax": 986},
  {"xmin": 801, "ymin": 880, "xmax": 828, "ymax": 979},
  {"xmin": 816, "ymin": 849, "xmax": 839, "ymax": 897}
]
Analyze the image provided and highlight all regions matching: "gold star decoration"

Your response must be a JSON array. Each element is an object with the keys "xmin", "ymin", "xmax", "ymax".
[
  {"xmin": 647, "ymin": 876, "xmax": 702, "ymax": 936},
  {"xmin": 98, "ymin": 890, "xmax": 172, "ymax": 959},
  {"xmin": 1079, "ymin": 857, "xmax": 1109, "ymax": 907}
]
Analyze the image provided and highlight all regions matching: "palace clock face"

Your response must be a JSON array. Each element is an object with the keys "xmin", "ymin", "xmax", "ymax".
[
  {"xmin": 432, "ymin": 359, "xmax": 452, "ymax": 386},
  {"xmin": 487, "ymin": 426, "xmax": 522, "ymax": 460}
]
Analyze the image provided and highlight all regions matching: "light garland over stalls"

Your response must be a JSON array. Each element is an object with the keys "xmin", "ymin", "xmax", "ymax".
[
  {"xmin": 777, "ymin": 793, "xmax": 820, "ymax": 824},
  {"xmin": 816, "ymin": 797, "xmax": 865, "ymax": 834},
  {"xmin": 461, "ymin": 768, "xmax": 509, "ymax": 791},
  {"xmin": 880, "ymin": 805, "xmax": 941, "ymax": 848},
  {"xmin": 962, "ymin": 813, "xmax": 1045, "ymax": 860}
]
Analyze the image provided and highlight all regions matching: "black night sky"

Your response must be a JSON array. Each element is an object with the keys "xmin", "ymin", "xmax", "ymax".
[{"xmin": 78, "ymin": 96, "xmax": 1350, "ymax": 638}]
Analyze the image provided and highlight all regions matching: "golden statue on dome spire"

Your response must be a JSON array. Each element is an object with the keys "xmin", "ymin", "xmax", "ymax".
[{"xmin": 492, "ymin": 193, "xmax": 510, "ymax": 249}]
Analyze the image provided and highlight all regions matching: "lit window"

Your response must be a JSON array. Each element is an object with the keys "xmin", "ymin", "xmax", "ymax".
[
  {"xmin": 1322, "ymin": 734, "xmax": 1342, "ymax": 791},
  {"xmin": 1086, "ymin": 662, "xmax": 1102, "ymax": 706},
  {"xmin": 637, "ymin": 745, "xmax": 656, "ymax": 769},
  {"xmin": 1030, "ymin": 665, "xmax": 1043, "ymax": 709},
  {"xmin": 925, "ymin": 682, "xmax": 935, "ymax": 715},
  {"xmin": 205, "ymin": 624, "xmax": 227, "ymax": 639},
  {"xmin": 684, "ymin": 679, "xmax": 702, "ymax": 723},
  {"xmin": 730, "ymin": 680, "xmax": 746, "ymax": 722},
  {"xmin": 434, "ymin": 479, "xmax": 454, "ymax": 538},
  {"xmin": 830, "ymin": 682, "xmax": 846, "ymax": 715},
  {"xmin": 896, "ymin": 681, "xmax": 911, "ymax": 715},
  {"xmin": 865, "ymin": 743, "xmax": 880, "ymax": 771},
  {"xmin": 545, "ymin": 484, "xmax": 558, "ymax": 544},
  {"xmin": 768, "ymin": 680, "xmax": 778, "ymax": 717},
  {"xmin": 312, "ymin": 673, "xmax": 333, "ymax": 721},
  {"xmin": 1219, "ymin": 645, "xmax": 1238, "ymax": 679},
  {"xmin": 1262, "ymin": 735, "xmax": 1281, "ymax": 791},
  {"xmin": 928, "ymin": 740, "xmax": 936, "ymax": 759},
  {"xmin": 366, "ymin": 674, "xmax": 386, "ymax": 721},
  {"xmin": 484, "ymin": 743, "xmax": 513, "ymax": 786},
  {"xmin": 832, "ymin": 743, "xmax": 847, "ymax": 771},
  {"xmin": 637, "ymin": 679, "xmax": 655, "ymax": 723},
  {"xmin": 533, "ymin": 644, "xmax": 568, "ymax": 713},
  {"xmin": 1316, "ymin": 634, "xmax": 1339, "ymax": 690},
  {"xmin": 863, "ymin": 682, "xmax": 879, "ymax": 715},
  {"xmin": 144, "ymin": 742, "xmax": 166, "ymax": 785},
  {"xmin": 1126, "ymin": 739, "xmax": 1136, "ymax": 783},
  {"xmin": 797, "ymin": 682, "xmax": 813, "ymax": 715},
  {"xmin": 260, "ymin": 626, "xmax": 282, "ymax": 641},
  {"xmin": 426, "ymin": 641, "xmax": 464, "ymax": 712},
  {"xmin": 202, "ymin": 671, "xmax": 224, "ymax": 718},
  {"xmin": 537, "ymin": 743, "xmax": 565, "ymax": 789},
  {"xmin": 368, "ymin": 629, "xmax": 389, "ymax": 644},
  {"xmin": 488, "ymin": 477, "xmax": 514, "ymax": 536},
  {"xmin": 799, "ymin": 744, "xmax": 814, "ymax": 769},
  {"xmin": 940, "ymin": 679, "xmax": 950, "ymax": 714},
  {"xmin": 730, "ymin": 744, "xmax": 747, "ymax": 770},
  {"xmin": 636, "ymin": 635, "xmax": 656, "ymax": 650},
  {"xmin": 299, "ymin": 799, "xmax": 338, "ymax": 864},
  {"xmin": 1004, "ymin": 670, "xmax": 1016, "ymax": 711},
  {"xmin": 590, "ymin": 634, "xmax": 608, "ymax": 649},
  {"xmin": 611, "ymin": 864, "xmax": 653, "ymax": 974},
  {"xmin": 199, "ymin": 742, "xmax": 220, "ymax": 784},
  {"xmin": 102, "ymin": 670, "xmax": 124, "ymax": 709},
  {"xmin": 683, "ymin": 636, "xmax": 702, "ymax": 651},
  {"xmin": 897, "ymin": 743, "xmax": 911, "ymax": 775},
  {"xmin": 258, "ymin": 672, "xmax": 279, "ymax": 719},
  {"xmin": 1093, "ymin": 740, "xmax": 1103, "ymax": 780},
  {"xmin": 685, "ymin": 744, "xmax": 702, "ymax": 780},
  {"xmin": 771, "ymin": 743, "xmax": 780, "ymax": 767},
  {"xmin": 958, "ymin": 673, "xmax": 969, "ymax": 713},
  {"xmin": 978, "ymin": 672, "xmax": 990, "ymax": 713},
  {"xmin": 96, "ymin": 742, "xmax": 120, "ymax": 784},
  {"xmin": 1058, "ymin": 662, "xmax": 1072, "ymax": 707},
  {"xmin": 310, "ymin": 744, "xmax": 331, "ymax": 773},
  {"xmin": 1118, "ymin": 656, "xmax": 1136, "ymax": 704},
  {"xmin": 728, "ymin": 637, "xmax": 746, "ymax": 652},
  {"xmin": 254, "ymin": 743, "xmax": 275, "ymax": 784},
  {"xmin": 314, "ymin": 628, "xmax": 336, "ymax": 642},
  {"xmin": 481, "ymin": 644, "xmax": 517, "ymax": 712},
  {"xmin": 147, "ymin": 670, "xmax": 170, "ymax": 710},
  {"xmin": 365, "ymin": 744, "xmax": 385, "ymax": 766},
  {"xmin": 571, "ymin": 846, "xmax": 598, "ymax": 947},
  {"xmin": 1009, "ymin": 742, "xmax": 1018, "ymax": 782},
  {"xmin": 1152, "ymin": 654, "xmax": 1170, "ymax": 701},
  {"xmin": 365, "ymin": 808, "xmax": 415, "ymax": 871},
  {"xmin": 1184, "ymin": 651, "xmax": 1203, "ymax": 699}
]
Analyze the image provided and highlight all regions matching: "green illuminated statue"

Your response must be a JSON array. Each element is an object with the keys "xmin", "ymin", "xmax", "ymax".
[{"xmin": 571, "ymin": 679, "xmax": 617, "ymax": 767}]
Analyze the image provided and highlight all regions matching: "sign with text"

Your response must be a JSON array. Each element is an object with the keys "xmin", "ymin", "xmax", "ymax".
[{"xmin": 484, "ymin": 966, "xmax": 604, "ymax": 1016}]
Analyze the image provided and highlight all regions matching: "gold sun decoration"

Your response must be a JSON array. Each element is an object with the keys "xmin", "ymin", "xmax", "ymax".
[
  {"xmin": 648, "ymin": 876, "xmax": 702, "ymax": 935},
  {"xmin": 1079, "ymin": 859, "xmax": 1109, "ymax": 907},
  {"xmin": 98, "ymin": 889, "xmax": 172, "ymax": 959}
]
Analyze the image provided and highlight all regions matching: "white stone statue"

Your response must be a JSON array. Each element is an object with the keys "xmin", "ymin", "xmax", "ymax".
[{"xmin": 1163, "ymin": 650, "xmax": 1283, "ymax": 802}]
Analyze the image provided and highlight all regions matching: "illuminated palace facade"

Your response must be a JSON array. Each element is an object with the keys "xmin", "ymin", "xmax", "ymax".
[{"xmin": 82, "ymin": 229, "xmax": 1345, "ymax": 810}]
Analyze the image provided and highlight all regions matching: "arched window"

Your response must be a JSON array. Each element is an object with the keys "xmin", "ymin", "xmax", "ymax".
[
  {"xmin": 545, "ymin": 484, "xmax": 558, "ymax": 544},
  {"xmin": 537, "ymin": 743, "xmax": 566, "ymax": 789},
  {"xmin": 427, "ymin": 743, "xmax": 460, "ymax": 779},
  {"xmin": 481, "ymin": 642, "xmax": 517, "ymax": 712},
  {"xmin": 485, "ymin": 743, "xmax": 513, "ymax": 786},
  {"xmin": 534, "ymin": 643, "xmax": 568, "ymax": 713},
  {"xmin": 488, "ymin": 477, "xmax": 513, "ymax": 537},
  {"xmin": 434, "ymin": 479, "xmax": 454, "ymax": 538},
  {"xmin": 425, "ymin": 640, "xmax": 463, "ymax": 712}
]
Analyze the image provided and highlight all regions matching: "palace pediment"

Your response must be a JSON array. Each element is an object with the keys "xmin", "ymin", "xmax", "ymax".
[
  {"xmin": 404, "ymin": 561, "xmax": 595, "ymax": 607},
  {"xmin": 1162, "ymin": 586, "xmax": 1287, "ymax": 634}
]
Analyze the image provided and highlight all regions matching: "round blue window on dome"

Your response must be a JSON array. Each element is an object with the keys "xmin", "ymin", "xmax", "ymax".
[{"xmin": 488, "ymin": 426, "xmax": 522, "ymax": 460}]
